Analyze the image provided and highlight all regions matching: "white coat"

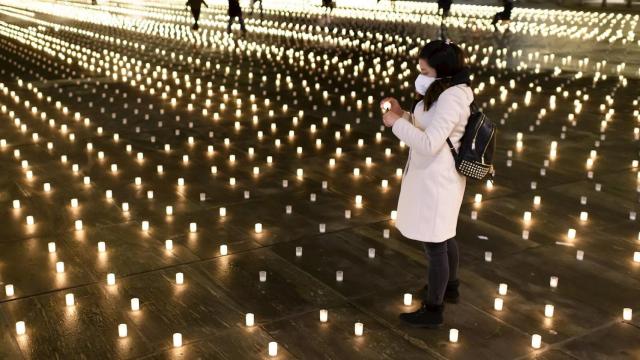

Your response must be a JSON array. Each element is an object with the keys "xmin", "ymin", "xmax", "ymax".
[{"xmin": 391, "ymin": 84, "xmax": 473, "ymax": 243}]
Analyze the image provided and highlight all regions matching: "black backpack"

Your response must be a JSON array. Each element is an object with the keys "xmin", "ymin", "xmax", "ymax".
[{"xmin": 446, "ymin": 102, "xmax": 496, "ymax": 181}]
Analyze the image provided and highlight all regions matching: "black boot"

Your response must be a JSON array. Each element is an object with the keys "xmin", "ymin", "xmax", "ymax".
[
  {"xmin": 421, "ymin": 280, "xmax": 460, "ymax": 304},
  {"xmin": 399, "ymin": 303, "xmax": 444, "ymax": 328}
]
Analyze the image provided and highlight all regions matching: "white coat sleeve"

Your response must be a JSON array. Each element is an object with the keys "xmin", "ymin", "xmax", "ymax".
[{"xmin": 392, "ymin": 88, "xmax": 465, "ymax": 157}]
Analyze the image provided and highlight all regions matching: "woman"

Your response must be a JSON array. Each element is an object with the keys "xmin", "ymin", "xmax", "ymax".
[{"xmin": 381, "ymin": 40, "xmax": 473, "ymax": 328}]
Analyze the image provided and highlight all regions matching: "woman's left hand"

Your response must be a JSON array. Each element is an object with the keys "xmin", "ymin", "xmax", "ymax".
[{"xmin": 382, "ymin": 110, "xmax": 401, "ymax": 127}]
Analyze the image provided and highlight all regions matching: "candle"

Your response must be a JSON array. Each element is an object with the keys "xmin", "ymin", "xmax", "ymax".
[
  {"xmin": 176, "ymin": 272, "xmax": 184, "ymax": 285},
  {"xmin": 580, "ymin": 212, "xmax": 588, "ymax": 221},
  {"xmin": 498, "ymin": 283, "xmax": 508, "ymax": 296},
  {"xmin": 449, "ymin": 328, "xmax": 459, "ymax": 343},
  {"xmin": 48, "ymin": 242, "xmax": 56, "ymax": 253},
  {"xmin": 474, "ymin": 194, "xmax": 482, "ymax": 203},
  {"xmin": 165, "ymin": 240, "xmax": 173, "ymax": 251},
  {"xmin": 166, "ymin": 206, "xmax": 173, "ymax": 215},
  {"xmin": 56, "ymin": 261, "xmax": 65, "ymax": 273},
  {"xmin": 567, "ymin": 229, "xmax": 576, "ymax": 240},
  {"xmin": 533, "ymin": 196, "xmax": 541, "ymax": 205},
  {"xmin": 531, "ymin": 334, "xmax": 542, "ymax": 349},
  {"xmin": 219, "ymin": 207, "xmax": 226, "ymax": 217},
  {"xmin": 545, "ymin": 304, "xmax": 554, "ymax": 318},
  {"xmin": 576, "ymin": 250, "xmax": 584, "ymax": 260},
  {"xmin": 75, "ymin": 220, "xmax": 83, "ymax": 231},
  {"xmin": 246, "ymin": 313, "xmax": 255, "ymax": 327},
  {"xmin": 220, "ymin": 244, "xmax": 228, "ymax": 256},
  {"xmin": 523, "ymin": 211, "xmax": 532, "ymax": 222},
  {"xmin": 634, "ymin": 252, "xmax": 640, "ymax": 263},
  {"xmin": 70, "ymin": 198, "xmax": 78, "ymax": 208},
  {"xmin": 259, "ymin": 271, "xmax": 267, "ymax": 282},
  {"xmin": 550, "ymin": 276, "xmax": 559, "ymax": 288},
  {"xmin": 98, "ymin": 242, "xmax": 106, "ymax": 253},
  {"xmin": 5, "ymin": 284, "xmax": 14, "ymax": 296},
  {"xmin": 320, "ymin": 309, "xmax": 328, "ymax": 323},
  {"xmin": 65, "ymin": 293, "xmax": 74, "ymax": 306},
  {"xmin": 485, "ymin": 251, "xmax": 492, "ymax": 262},
  {"xmin": 354, "ymin": 322, "xmax": 364, "ymax": 336},
  {"xmin": 189, "ymin": 223, "xmax": 197, "ymax": 233},
  {"xmin": 295, "ymin": 247, "xmax": 303, "ymax": 257},
  {"xmin": 173, "ymin": 333, "xmax": 182, "ymax": 347},
  {"xmin": 118, "ymin": 324, "xmax": 127, "ymax": 338},
  {"xmin": 107, "ymin": 273, "xmax": 116, "ymax": 286},
  {"xmin": 336, "ymin": 270, "xmax": 344, "ymax": 282},
  {"xmin": 623, "ymin": 308, "xmax": 633, "ymax": 321},
  {"xmin": 355, "ymin": 195, "xmax": 362, "ymax": 206},
  {"xmin": 494, "ymin": 298, "xmax": 504, "ymax": 311},
  {"xmin": 403, "ymin": 293, "xmax": 413, "ymax": 306},
  {"xmin": 26, "ymin": 215, "xmax": 34, "ymax": 225},
  {"xmin": 142, "ymin": 221, "xmax": 149, "ymax": 231},
  {"xmin": 368, "ymin": 248, "xmax": 376, "ymax": 258},
  {"xmin": 268, "ymin": 342, "xmax": 278, "ymax": 357},
  {"xmin": 15, "ymin": 321, "xmax": 25, "ymax": 335},
  {"xmin": 255, "ymin": 223, "xmax": 263, "ymax": 233},
  {"xmin": 131, "ymin": 298, "xmax": 140, "ymax": 311},
  {"xmin": 12, "ymin": 200, "xmax": 20, "ymax": 209}
]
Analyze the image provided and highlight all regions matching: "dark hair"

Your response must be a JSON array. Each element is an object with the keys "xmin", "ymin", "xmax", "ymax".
[{"xmin": 419, "ymin": 40, "xmax": 467, "ymax": 110}]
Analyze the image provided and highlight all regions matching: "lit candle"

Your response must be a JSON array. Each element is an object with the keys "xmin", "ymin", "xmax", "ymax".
[
  {"xmin": 623, "ymin": 308, "xmax": 633, "ymax": 321},
  {"xmin": 550, "ymin": 276, "xmax": 559, "ymax": 288},
  {"xmin": 118, "ymin": 324, "xmax": 127, "ymax": 338},
  {"xmin": 98, "ymin": 242, "xmax": 106, "ymax": 253},
  {"xmin": 268, "ymin": 342, "xmax": 278, "ymax": 357},
  {"xmin": 403, "ymin": 293, "xmax": 413, "ymax": 306},
  {"xmin": 246, "ymin": 313, "xmax": 255, "ymax": 327},
  {"xmin": 494, "ymin": 298, "xmax": 504, "ymax": 311},
  {"xmin": 576, "ymin": 250, "xmax": 584, "ymax": 260},
  {"xmin": 634, "ymin": 252, "xmax": 640, "ymax": 263},
  {"xmin": 189, "ymin": 223, "xmax": 197, "ymax": 233},
  {"xmin": 255, "ymin": 223, "xmax": 262, "ymax": 233},
  {"xmin": 219, "ymin": 207, "xmax": 226, "ymax": 217},
  {"xmin": 220, "ymin": 244, "xmax": 228, "ymax": 256},
  {"xmin": 355, "ymin": 195, "xmax": 362, "ymax": 206},
  {"xmin": 580, "ymin": 212, "xmax": 588, "ymax": 221},
  {"xmin": 531, "ymin": 334, "xmax": 542, "ymax": 349},
  {"xmin": 523, "ymin": 211, "xmax": 532, "ymax": 222},
  {"xmin": 107, "ymin": 273, "xmax": 116, "ymax": 286},
  {"xmin": 354, "ymin": 322, "xmax": 364, "ymax": 336},
  {"xmin": 56, "ymin": 261, "xmax": 65, "ymax": 273},
  {"xmin": 449, "ymin": 328, "xmax": 459, "ymax": 343},
  {"xmin": 474, "ymin": 194, "xmax": 482, "ymax": 203},
  {"xmin": 498, "ymin": 283, "xmax": 508, "ymax": 296},
  {"xmin": 131, "ymin": 298, "xmax": 140, "ymax": 311},
  {"xmin": 173, "ymin": 333, "xmax": 182, "ymax": 347},
  {"xmin": 176, "ymin": 272, "xmax": 184, "ymax": 285},
  {"xmin": 259, "ymin": 271, "xmax": 267, "ymax": 282},
  {"xmin": 15, "ymin": 321, "xmax": 25, "ymax": 335},
  {"xmin": 320, "ymin": 309, "xmax": 328, "ymax": 322},
  {"xmin": 165, "ymin": 240, "xmax": 173, "ymax": 251},
  {"xmin": 567, "ymin": 229, "xmax": 576, "ymax": 240},
  {"xmin": 336, "ymin": 270, "xmax": 344, "ymax": 282},
  {"xmin": 65, "ymin": 293, "xmax": 74, "ymax": 307},
  {"xmin": 544, "ymin": 304, "xmax": 554, "ymax": 318},
  {"xmin": 485, "ymin": 252, "xmax": 493, "ymax": 262},
  {"xmin": 5, "ymin": 284, "xmax": 14, "ymax": 296},
  {"xmin": 48, "ymin": 242, "xmax": 56, "ymax": 253},
  {"xmin": 295, "ymin": 247, "xmax": 303, "ymax": 257}
]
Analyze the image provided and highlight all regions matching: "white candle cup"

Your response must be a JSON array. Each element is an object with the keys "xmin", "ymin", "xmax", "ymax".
[
  {"xmin": 634, "ymin": 252, "xmax": 640, "ymax": 263},
  {"xmin": 449, "ymin": 328, "xmax": 459, "ymax": 343},
  {"xmin": 319, "ymin": 224, "xmax": 326, "ymax": 233},
  {"xmin": 368, "ymin": 248, "xmax": 376, "ymax": 259},
  {"xmin": 107, "ymin": 273, "xmax": 116, "ymax": 286},
  {"xmin": 576, "ymin": 250, "xmax": 584, "ymax": 261},
  {"xmin": 173, "ymin": 333, "xmax": 182, "ymax": 347},
  {"xmin": 176, "ymin": 272, "xmax": 184, "ymax": 285},
  {"xmin": 403, "ymin": 293, "xmax": 413, "ymax": 306},
  {"xmin": 189, "ymin": 223, "xmax": 197, "ymax": 233},
  {"xmin": 336, "ymin": 271, "xmax": 344, "ymax": 282},
  {"xmin": 165, "ymin": 240, "xmax": 173, "ymax": 251},
  {"xmin": 65, "ymin": 293, "xmax": 75, "ymax": 307},
  {"xmin": 245, "ymin": 313, "xmax": 255, "ymax": 327},
  {"xmin": 531, "ymin": 334, "xmax": 542, "ymax": 349},
  {"xmin": 118, "ymin": 324, "xmax": 127, "ymax": 338},
  {"xmin": 523, "ymin": 211, "xmax": 532, "ymax": 222},
  {"xmin": 485, "ymin": 252, "xmax": 493, "ymax": 262},
  {"xmin": 259, "ymin": 271, "xmax": 267, "ymax": 282},
  {"xmin": 295, "ymin": 247, "xmax": 303, "ymax": 257},
  {"xmin": 354, "ymin": 322, "xmax": 364, "ymax": 336},
  {"xmin": 5, "ymin": 284, "xmax": 14, "ymax": 297},
  {"xmin": 567, "ymin": 229, "xmax": 576, "ymax": 240},
  {"xmin": 494, "ymin": 298, "xmax": 504, "ymax": 311},
  {"xmin": 131, "ymin": 298, "xmax": 140, "ymax": 311},
  {"xmin": 220, "ymin": 244, "xmax": 228, "ymax": 256},
  {"xmin": 268, "ymin": 341, "xmax": 278, "ymax": 357},
  {"xmin": 56, "ymin": 261, "xmax": 65, "ymax": 273},
  {"xmin": 48, "ymin": 242, "xmax": 56, "ymax": 253},
  {"xmin": 255, "ymin": 223, "xmax": 263, "ymax": 233},
  {"xmin": 15, "ymin": 321, "xmax": 25, "ymax": 335},
  {"xmin": 320, "ymin": 309, "xmax": 328, "ymax": 323},
  {"xmin": 623, "ymin": 308, "xmax": 633, "ymax": 321},
  {"xmin": 550, "ymin": 276, "xmax": 559, "ymax": 288},
  {"xmin": 98, "ymin": 242, "xmax": 106, "ymax": 253},
  {"xmin": 498, "ymin": 283, "xmax": 508, "ymax": 296},
  {"xmin": 219, "ymin": 207, "xmax": 227, "ymax": 217},
  {"xmin": 345, "ymin": 210, "xmax": 351, "ymax": 219}
]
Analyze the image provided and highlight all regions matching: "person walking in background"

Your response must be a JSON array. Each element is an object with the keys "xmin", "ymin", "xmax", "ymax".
[
  {"xmin": 437, "ymin": 0, "xmax": 452, "ymax": 18},
  {"xmin": 492, "ymin": 0, "xmax": 514, "ymax": 31},
  {"xmin": 186, "ymin": 0, "xmax": 208, "ymax": 30},
  {"xmin": 228, "ymin": 0, "xmax": 247, "ymax": 34},
  {"xmin": 380, "ymin": 40, "xmax": 473, "ymax": 328}
]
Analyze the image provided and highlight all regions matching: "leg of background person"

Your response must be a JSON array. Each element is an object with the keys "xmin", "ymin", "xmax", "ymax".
[{"xmin": 446, "ymin": 238, "xmax": 459, "ymax": 282}]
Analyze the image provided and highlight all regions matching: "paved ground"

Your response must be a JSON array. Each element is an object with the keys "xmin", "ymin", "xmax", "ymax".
[{"xmin": 0, "ymin": 0, "xmax": 639, "ymax": 359}]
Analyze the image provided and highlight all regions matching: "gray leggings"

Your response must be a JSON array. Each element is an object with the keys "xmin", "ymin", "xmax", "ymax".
[{"xmin": 423, "ymin": 237, "xmax": 459, "ymax": 305}]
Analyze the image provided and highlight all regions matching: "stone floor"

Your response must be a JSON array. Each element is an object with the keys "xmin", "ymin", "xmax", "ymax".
[{"xmin": 0, "ymin": 0, "xmax": 639, "ymax": 359}]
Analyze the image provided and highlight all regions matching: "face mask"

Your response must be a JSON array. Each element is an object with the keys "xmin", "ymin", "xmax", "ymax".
[{"xmin": 415, "ymin": 74, "xmax": 435, "ymax": 95}]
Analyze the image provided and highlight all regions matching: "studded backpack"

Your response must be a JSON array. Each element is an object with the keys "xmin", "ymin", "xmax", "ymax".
[{"xmin": 445, "ymin": 102, "xmax": 496, "ymax": 181}]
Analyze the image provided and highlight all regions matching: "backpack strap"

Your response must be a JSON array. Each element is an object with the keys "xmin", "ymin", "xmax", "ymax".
[{"xmin": 446, "ymin": 138, "xmax": 458, "ymax": 158}]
